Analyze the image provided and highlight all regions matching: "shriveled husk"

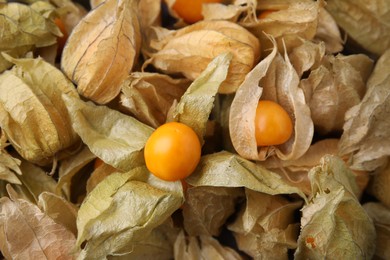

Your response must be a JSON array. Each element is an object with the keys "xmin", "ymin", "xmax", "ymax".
[
  {"xmin": 0, "ymin": 55, "xmax": 79, "ymax": 165},
  {"xmin": 367, "ymin": 162, "xmax": 390, "ymax": 209},
  {"xmin": 339, "ymin": 49, "xmax": 390, "ymax": 171},
  {"xmin": 229, "ymin": 36, "xmax": 313, "ymax": 161},
  {"xmin": 363, "ymin": 202, "xmax": 390, "ymax": 260},
  {"xmin": 119, "ymin": 72, "xmax": 190, "ymax": 128},
  {"xmin": 61, "ymin": 0, "xmax": 141, "ymax": 104},
  {"xmin": 50, "ymin": 0, "xmax": 88, "ymax": 35},
  {"xmin": 0, "ymin": 2, "xmax": 62, "ymax": 72},
  {"xmin": 240, "ymin": 0, "xmax": 323, "ymax": 56},
  {"xmin": 260, "ymin": 139, "xmax": 370, "ymax": 198},
  {"xmin": 326, "ymin": 0, "xmax": 390, "ymax": 57},
  {"xmin": 313, "ymin": 7, "xmax": 344, "ymax": 54},
  {"xmin": 299, "ymin": 53, "xmax": 373, "ymax": 134},
  {"xmin": 143, "ymin": 20, "xmax": 261, "ymax": 94}
]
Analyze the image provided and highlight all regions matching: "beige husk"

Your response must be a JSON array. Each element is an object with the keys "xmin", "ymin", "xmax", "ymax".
[
  {"xmin": 229, "ymin": 36, "xmax": 313, "ymax": 161},
  {"xmin": 61, "ymin": 0, "xmax": 141, "ymax": 104},
  {"xmin": 0, "ymin": 55, "xmax": 79, "ymax": 165},
  {"xmin": 143, "ymin": 20, "xmax": 261, "ymax": 94}
]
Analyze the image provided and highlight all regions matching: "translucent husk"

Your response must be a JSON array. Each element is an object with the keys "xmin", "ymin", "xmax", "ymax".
[
  {"xmin": 144, "ymin": 20, "xmax": 261, "ymax": 94},
  {"xmin": 119, "ymin": 72, "xmax": 190, "ymax": 128},
  {"xmin": 326, "ymin": 0, "xmax": 390, "ymax": 56},
  {"xmin": 241, "ymin": 0, "xmax": 323, "ymax": 56},
  {"xmin": 299, "ymin": 53, "xmax": 373, "ymax": 134},
  {"xmin": 61, "ymin": 0, "xmax": 141, "ymax": 104},
  {"xmin": 229, "ymin": 36, "xmax": 313, "ymax": 161},
  {"xmin": 0, "ymin": 55, "xmax": 79, "ymax": 165}
]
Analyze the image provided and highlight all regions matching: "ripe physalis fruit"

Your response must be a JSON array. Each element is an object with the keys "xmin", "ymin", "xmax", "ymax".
[
  {"xmin": 172, "ymin": 0, "xmax": 223, "ymax": 24},
  {"xmin": 255, "ymin": 100, "xmax": 293, "ymax": 146},
  {"xmin": 144, "ymin": 122, "xmax": 201, "ymax": 181}
]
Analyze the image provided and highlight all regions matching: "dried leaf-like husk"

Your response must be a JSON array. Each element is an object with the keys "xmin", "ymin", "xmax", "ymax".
[
  {"xmin": 86, "ymin": 163, "xmax": 118, "ymax": 194},
  {"xmin": 313, "ymin": 7, "xmax": 343, "ymax": 54},
  {"xmin": 203, "ymin": 3, "xmax": 247, "ymax": 23},
  {"xmin": 294, "ymin": 156, "xmax": 376, "ymax": 259},
  {"xmin": 62, "ymin": 93, "xmax": 154, "ymax": 172},
  {"xmin": 111, "ymin": 219, "xmax": 179, "ymax": 260},
  {"xmin": 367, "ymin": 161, "xmax": 390, "ymax": 209},
  {"xmin": 16, "ymin": 159, "xmax": 57, "ymax": 203},
  {"xmin": 229, "ymin": 189, "xmax": 301, "ymax": 259},
  {"xmin": 0, "ymin": 134, "xmax": 22, "ymax": 185},
  {"xmin": 38, "ymin": 192, "xmax": 78, "ymax": 236},
  {"xmin": 61, "ymin": 0, "xmax": 141, "ymax": 104},
  {"xmin": 0, "ymin": 2, "xmax": 61, "ymax": 49},
  {"xmin": 174, "ymin": 231, "xmax": 243, "ymax": 260},
  {"xmin": 76, "ymin": 167, "xmax": 183, "ymax": 259},
  {"xmin": 56, "ymin": 145, "xmax": 96, "ymax": 200},
  {"xmin": 363, "ymin": 202, "xmax": 390, "ymax": 260},
  {"xmin": 300, "ymin": 54, "xmax": 373, "ymax": 134},
  {"xmin": 0, "ymin": 196, "xmax": 77, "ymax": 259},
  {"xmin": 242, "ymin": 0, "xmax": 322, "ymax": 55},
  {"xmin": 186, "ymin": 151, "xmax": 307, "ymax": 200},
  {"xmin": 120, "ymin": 72, "xmax": 190, "ymax": 128},
  {"xmin": 182, "ymin": 186, "xmax": 244, "ymax": 237},
  {"xmin": 144, "ymin": 20, "xmax": 260, "ymax": 94},
  {"xmin": 339, "ymin": 49, "xmax": 390, "ymax": 171},
  {"xmin": 326, "ymin": 0, "xmax": 390, "ymax": 56},
  {"xmin": 230, "ymin": 37, "xmax": 313, "ymax": 161},
  {"xmin": 0, "ymin": 2, "xmax": 61, "ymax": 72},
  {"xmin": 288, "ymin": 39, "xmax": 326, "ymax": 78},
  {"xmin": 0, "ymin": 55, "xmax": 79, "ymax": 165},
  {"xmin": 172, "ymin": 52, "xmax": 232, "ymax": 143}
]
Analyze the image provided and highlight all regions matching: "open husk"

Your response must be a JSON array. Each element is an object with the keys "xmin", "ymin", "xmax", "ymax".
[
  {"xmin": 229, "ymin": 36, "xmax": 313, "ymax": 161},
  {"xmin": 143, "ymin": 20, "xmax": 261, "ymax": 94},
  {"xmin": 61, "ymin": 0, "xmax": 141, "ymax": 104}
]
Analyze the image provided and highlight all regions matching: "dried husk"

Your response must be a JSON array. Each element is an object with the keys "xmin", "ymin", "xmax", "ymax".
[
  {"xmin": 0, "ymin": 133, "xmax": 22, "ymax": 185},
  {"xmin": 50, "ymin": 0, "xmax": 88, "ymax": 35},
  {"xmin": 313, "ymin": 7, "xmax": 343, "ymax": 54},
  {"xmin": 300, "ymin": 53, "xmax": 373, "ymax": 134},
  {"xmin": 229, "ymin": 189, "xmax": 301, "ymax": 259},
  {"xmin": 38, "ymin": 192, "xmax": 78, "ymax": 236},
  {"xmin": 56, "ymin": 145, "xmax": 96, "ymax": 201},
  {"xmin": 241, "ymin": 0, "xmax": 323, "ymax": 56},
  {"xmin": 326, "ymin": 0, "xmax": 390, "ymax": 57},
  {"xmin": 120, "ymin": 72, "xmax": 190, "ymax": 128},
  {"xmin": 339, "ymin": 49, "xmax": 390, "ymax": 171},
  {"xmin": 203, "ymin": 2, "xmax": 247, "ymax": 23},
  {"xmin": 0, "ymin": 55, "xmax": 79, "ymax": 165},
  {"xmin": 288, "ymin": 39, "xmax": 326, "ymax": 78},
  {"xmin": 76, "ymin": 167, "xmax": 184, "ymax": 258},
  {"xmin": 294, "ymin": 156, "xmax": 376, "ymax": 259},
  {"xmin": 90, "ymin": 0, "xmax": 104, "ymax": 9},
  {"xmin": 261, "ymin": 139, "xmax": 370, "ymax": 198},
  {"xmin": 144, "ymin": 20, "xmax": 261, "ymax": 94},
  {"xmin": 61, "ymin": 0, "xmax": 141, "ymax": 104},
  {"xmin": 0, "ymin": 193, "xmax": 77, "ymax": 260},
  {"xmin": 86, "ymin": 162, "xmax": 118, "ymax": 194},
  {"xmin": 174, "ymin": 231, "xmax": 243, "ymax": 260},
  {"xmin": 367, "ymin": 161, "xmax": 390, "ymax": 209},
  {"xmin": 229, "ymin": 37, "xmax": 313, "ymax": 161},
  {"xmin": 0, "ymin": 2, "xmax": 61, "ymax": 72},
  {"xmin": 182, "ymin": 186, "xmax": 244, "ymax": 237},
  {"xmin": 363, "ymin": 202, "xmax": 390, "ymax": 260},
  {"xmin": 171, "ymin": 52, "xmax": 232, "ymax": 144}
]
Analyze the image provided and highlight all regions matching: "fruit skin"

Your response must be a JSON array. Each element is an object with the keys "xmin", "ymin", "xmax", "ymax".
[
  {"xmin": 172, "ymin": 0, "xmax": 223, "ymax": 24},
  {"xmin": 255, "ymin": 100, "xmax": 293, "ymax": 147},
  {"xmin": 144, "ymin": 122, "xmax": 202, "ymax": 181}
]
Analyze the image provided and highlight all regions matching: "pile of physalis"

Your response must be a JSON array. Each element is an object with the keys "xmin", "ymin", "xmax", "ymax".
[{"xmin": 1, "ymin": 0, "xmax": 390, "ymax": 259}]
